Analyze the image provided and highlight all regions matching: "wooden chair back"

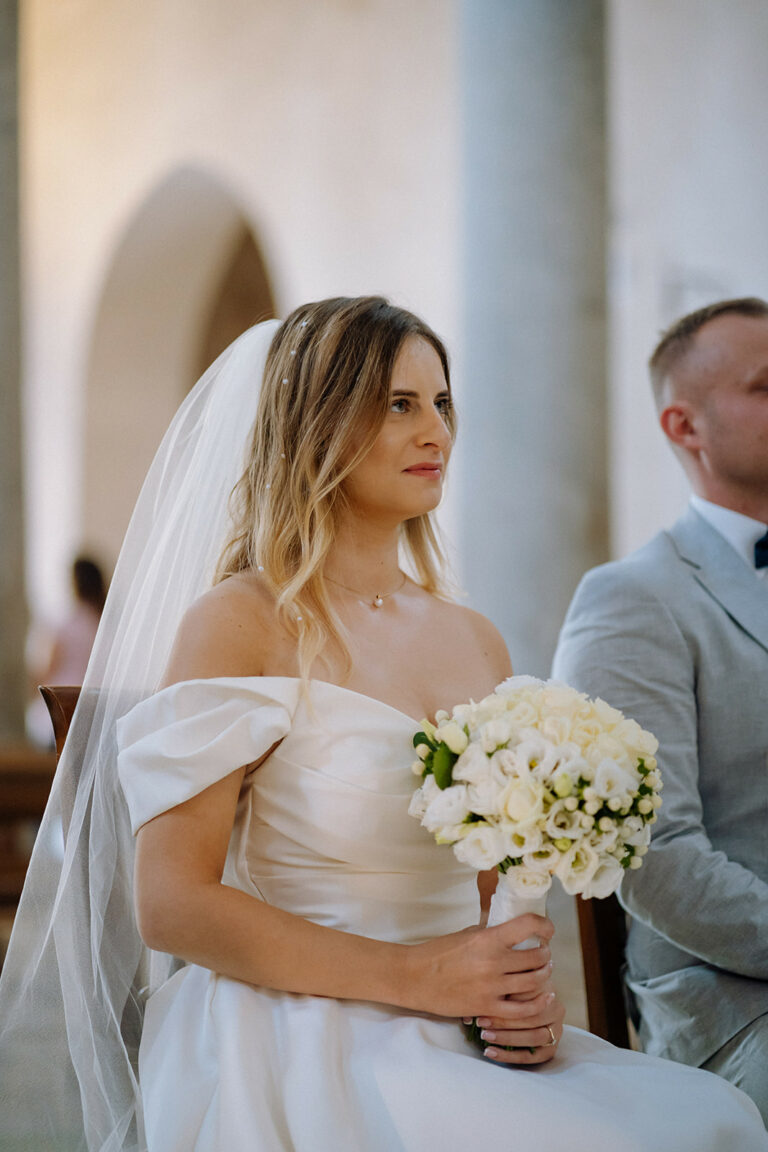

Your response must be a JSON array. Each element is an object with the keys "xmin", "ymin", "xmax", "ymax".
[
  {"xmin": 576, "ymin": 892, "xmax": 632, "ymax": 1048},
  {"xmin": 0, "ymin": 687, "xmax": 81, "ymax": 912},
  {"xmin": 38, "ymin": 686, "xmax": 82, "ymax": 761}
]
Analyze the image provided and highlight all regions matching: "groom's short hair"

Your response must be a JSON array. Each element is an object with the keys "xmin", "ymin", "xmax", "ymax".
[{"xmin": 649, "ymin": 296, "xmax": 768, "ymax": 407}]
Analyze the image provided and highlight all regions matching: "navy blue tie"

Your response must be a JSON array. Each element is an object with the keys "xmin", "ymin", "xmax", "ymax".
[{"xmin": 755, "ymin": 528, "xmax": 768, "ymax": 570}]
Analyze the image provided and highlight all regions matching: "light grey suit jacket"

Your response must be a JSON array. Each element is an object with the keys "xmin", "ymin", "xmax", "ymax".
[{"xmin": 553, "ymin": 506, "xmax": 768, "ymax": 1067}]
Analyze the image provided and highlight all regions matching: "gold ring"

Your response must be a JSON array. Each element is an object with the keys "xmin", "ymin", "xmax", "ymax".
[{"xmin": 545, "ymin": 1025, "xmax": 557, "ymax": 1047}]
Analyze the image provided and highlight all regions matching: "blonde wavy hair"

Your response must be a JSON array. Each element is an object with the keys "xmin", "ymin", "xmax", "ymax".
[{"xmin": 214, "ymin": 295, "xmax": 456, "ymax": 678}]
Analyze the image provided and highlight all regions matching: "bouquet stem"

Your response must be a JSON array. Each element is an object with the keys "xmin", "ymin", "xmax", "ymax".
[{"xmin": 464, "ymin": 876, "xmax": 548, "ymax": 1053}]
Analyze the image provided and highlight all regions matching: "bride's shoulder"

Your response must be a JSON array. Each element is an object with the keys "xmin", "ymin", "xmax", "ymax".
[
  {"xmin": 429, "ymin": 596, "xmax": 513, "ymax": 681},
  {"xmin": 161, "ymin": 572, "xmax": 282, "ymax": 686}
]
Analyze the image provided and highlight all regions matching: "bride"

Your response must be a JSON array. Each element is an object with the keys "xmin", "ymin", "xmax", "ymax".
[{"xmin": 0, "ymin": 296, "xmax": 764, "ymax": 1151}]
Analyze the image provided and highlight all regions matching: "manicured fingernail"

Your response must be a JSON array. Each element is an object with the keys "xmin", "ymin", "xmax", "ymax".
[
  {"xmin": 548, "ymin": 960, "xmax": 553, "ymax": 972},
  {"xmin": 462, "ymin": 1017, "xmax": 473, "ymax": 1025},
  {"xmin": 480, "ymin": 1030, "xmax": 495, "ymax": 1041},
  {"xmin": 546, "ymin": 991, "xmax": 555, "ymax": 1004},
  {"xmin": 483, "ymin": 1047, "xmax": 499, "ymax": 1059},
  {"xmin": 476, "ymin": 1017, "xmax": 492, "ymax": 1028}
]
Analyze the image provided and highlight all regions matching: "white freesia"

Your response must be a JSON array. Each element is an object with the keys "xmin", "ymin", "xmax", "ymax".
[
  {"xmin": 435, "ymin": 720, "xmax": 469, "ymax": 755},
  {"xmin": 453, "ymin": 823, "xmax": 506, "ymax": 870}
]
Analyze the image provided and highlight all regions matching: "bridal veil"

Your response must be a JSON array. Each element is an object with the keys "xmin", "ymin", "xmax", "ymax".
[{"xmin": 0, "ymin": 319, "xmax": 280, "ymax": 1152}]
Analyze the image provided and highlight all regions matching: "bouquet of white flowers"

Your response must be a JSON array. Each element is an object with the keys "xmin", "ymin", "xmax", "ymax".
[{"xmin": 408, "ymin": 676, "xmax": 662, "ymax": 929}]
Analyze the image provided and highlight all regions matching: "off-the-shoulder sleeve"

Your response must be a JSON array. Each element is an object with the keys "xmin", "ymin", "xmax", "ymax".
[{"xmin": 116, "ymin": 677, "xmax": 300, "ymax": 833}]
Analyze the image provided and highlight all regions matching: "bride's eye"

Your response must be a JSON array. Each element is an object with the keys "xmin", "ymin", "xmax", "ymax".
[
  {"xmin": 390, "ymin": 397, "xmax": 410, "ymax": 414},
  {"xmin": 436, "ymin": 395, "xmax": 453, "ymax": 416}
]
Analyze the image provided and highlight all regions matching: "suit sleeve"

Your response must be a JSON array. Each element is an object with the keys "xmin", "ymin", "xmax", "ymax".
[{"xmin": 553, "ymin": 565, "xmax": 768, "ymax": 979}]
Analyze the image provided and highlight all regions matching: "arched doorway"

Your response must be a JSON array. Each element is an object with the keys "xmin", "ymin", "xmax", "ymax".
[{"xmin": 83, "ymin": 167, "xmax": 276, "ymax": 565}]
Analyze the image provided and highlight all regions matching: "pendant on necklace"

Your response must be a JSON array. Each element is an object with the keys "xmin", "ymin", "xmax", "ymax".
[{"xmin": 373, "ymin": 595, "xmax": 384, "ymax": 609}]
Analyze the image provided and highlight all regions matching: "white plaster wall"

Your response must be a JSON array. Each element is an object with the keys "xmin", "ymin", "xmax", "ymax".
[
  {"xmin": 608, "ymin": 0, "xmax": 768, "ymax": 556},
  {"xmin": 21, "ymin": 0, "xmax": 460, "ymax": 621}
]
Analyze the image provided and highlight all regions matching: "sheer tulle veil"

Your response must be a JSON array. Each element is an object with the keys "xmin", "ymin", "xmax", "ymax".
[{"xmin": 0, "ymin": 319, "xmax": 281, "ymax": 1151}]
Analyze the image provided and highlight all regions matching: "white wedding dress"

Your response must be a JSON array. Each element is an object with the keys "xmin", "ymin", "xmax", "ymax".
[{"xmin": 117, "ymin": 677, "xmax": 766, "ymax": 1152}]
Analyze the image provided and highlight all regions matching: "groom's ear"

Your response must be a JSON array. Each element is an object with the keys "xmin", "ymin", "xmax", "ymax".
[{"xmin": 659, "ymin": 400, "xmax": 703, "ymax": 454}]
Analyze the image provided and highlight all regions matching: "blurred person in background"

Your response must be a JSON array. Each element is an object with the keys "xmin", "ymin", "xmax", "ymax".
[{"xmin": 26, "ymin": 554, "xmax": 107, "ymax": 744}]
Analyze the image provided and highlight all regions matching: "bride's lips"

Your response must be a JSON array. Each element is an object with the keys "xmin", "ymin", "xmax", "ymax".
[{"xmin": 403, "ymin": 463, "xmax": 443, "ymax": 478}]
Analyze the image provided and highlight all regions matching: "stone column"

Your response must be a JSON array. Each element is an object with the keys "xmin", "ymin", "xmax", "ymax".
[
  {"xmin": 0, "ymin": 0, "xmax": 27, "ymax": 739},
  {"xmin": 459, "ymin": 0, "xmax": 608, "ymax": 676}
]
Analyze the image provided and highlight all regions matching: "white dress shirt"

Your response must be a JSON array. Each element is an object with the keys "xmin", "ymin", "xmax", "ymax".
[{"xmin": 690, "ymin": 495, "xmax": 768, "ymax": 582}]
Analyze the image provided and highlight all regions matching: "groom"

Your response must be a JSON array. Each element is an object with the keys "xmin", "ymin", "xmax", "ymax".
[{"xmin": 553, "ymin": 297, "xmax": 768, "ymax": 1122}]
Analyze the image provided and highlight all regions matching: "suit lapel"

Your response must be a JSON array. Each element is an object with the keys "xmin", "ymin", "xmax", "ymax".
[{"xmin": 669, "ymin": 507, "xmax": 768, "ymax": 655}]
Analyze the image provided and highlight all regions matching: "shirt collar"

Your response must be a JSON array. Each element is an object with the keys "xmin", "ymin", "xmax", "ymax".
[{"xmin": 690, "ymin": 495, "xmax": 767, "ymax": 576}]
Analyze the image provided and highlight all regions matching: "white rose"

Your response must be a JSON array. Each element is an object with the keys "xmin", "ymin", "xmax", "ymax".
[
  {"xmin": 495, "ymin": 674, "xmax": 544, "ymax": 698},
  {"xmin": 540, "ymin": 684, "xmax": 584, "ymax": 719},
  {"xmin": 422, "ymin": 784, "xmax": 471, "ymax": 832},
  {"xmin": 489, "ymin": 747, "xmax": 528, "ymax": 782},
  {"xmin": 453, "ymin": 823, "xmax": 506, "ymax": 870},
  {"xmin": 539, "ymin": 714, "xmax": 573, "ymax": 746},
  {"xmin": 502, "ymin": 700, "xmax": 539, "ymax": 729},
  {"xmin": 591, "ymin": 697, "xmax": 625, "ymax": 728},
  {"xmin": 499, "ymin": 778, "xmax": 545, "ymax": 825},
  {"xmin": 555, "ymin": 841, "xmax": 600, "ymax": 895},
  {"xmin": 480, "ymin": 716, "xmax": 515, "ymax": 753},
  {"xmin": 611, "ymin": 718, "xmax": 659, "ymax": 759},
  {"xmin": 585, "ymin": 734, "xmax": 634, "ymax": 770},
  {"xmin": 569, "ymin": 718, "xmax": 605, "ymax": 750},
  {"xmin": 580, "ymin": 854, "xmax": 624, "ymax": 899}
]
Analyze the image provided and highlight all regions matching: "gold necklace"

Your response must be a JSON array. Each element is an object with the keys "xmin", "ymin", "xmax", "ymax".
[{"xmin": 326, "ymin": 571, "xmax": 407, "ymax": 610}]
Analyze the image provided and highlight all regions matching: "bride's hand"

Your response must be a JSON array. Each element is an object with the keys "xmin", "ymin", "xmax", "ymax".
[
  {"xmin": 468, "ymin": 980, "xmax": 566, "ymax": 1065},
  {"xmin": 404, "ymin": 914, "xmax": 553, "ymax": 1020}
]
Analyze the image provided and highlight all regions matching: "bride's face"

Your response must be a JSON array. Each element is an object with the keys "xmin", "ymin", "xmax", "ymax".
[{"xmin": 342, "ymin": 336, "xmax": 453, "ymax": 523}]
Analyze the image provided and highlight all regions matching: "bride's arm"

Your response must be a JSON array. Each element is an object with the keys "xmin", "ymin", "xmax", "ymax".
[{"xmin": 134, "ymin": 766, "xmax": 553, "ymax": 1027}]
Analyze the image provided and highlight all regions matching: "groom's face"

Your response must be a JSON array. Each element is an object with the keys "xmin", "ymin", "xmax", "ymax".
[{"xmin": 682, "ymin": 314, "xmax": 768, "ymax": 494}]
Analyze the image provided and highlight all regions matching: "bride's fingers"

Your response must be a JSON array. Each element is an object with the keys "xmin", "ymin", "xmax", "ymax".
[
  {"xmin": 473, "ymin": 988, "xmax": 557, "ymax": 1030},
  {"xmin": 498, "ymin": 943, "xmax": 551, "ymax": 974},
  {"xmin": 498, "ymin": 960, "xmax": 552, "ymax": 1000},
  {"xmin": 482, "ymin": 1017, "xmax": 564, "ymax": 1066}
]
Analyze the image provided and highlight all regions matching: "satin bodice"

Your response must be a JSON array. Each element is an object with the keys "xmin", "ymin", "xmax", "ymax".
[{"xmin": 117, "ymin": 677, "xmax": 479, "ymax": 945}]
